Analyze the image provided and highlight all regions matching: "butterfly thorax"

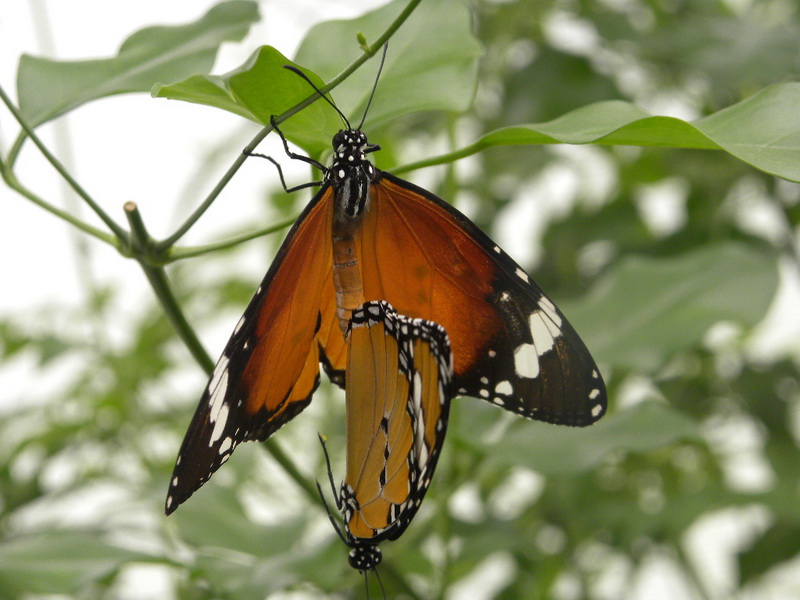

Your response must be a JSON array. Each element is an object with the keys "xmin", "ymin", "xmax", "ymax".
[
  {"xmin": 329, "ymin": 129, "xmax": 380, "ymax": 335},
  {"xmin": 328, "ymin": 129, "xmax": 380, "ymax": 221}
]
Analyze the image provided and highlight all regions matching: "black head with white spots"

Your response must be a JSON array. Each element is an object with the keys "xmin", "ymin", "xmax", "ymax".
[
  {"xmin": 327, "ymin": 129, "xmax": 381, "ymax": 220},
  {"xmin": 348, "ymin": 543, "xmax": 382, "ymax": 572}
]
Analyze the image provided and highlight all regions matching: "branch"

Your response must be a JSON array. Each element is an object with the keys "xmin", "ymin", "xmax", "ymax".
[{"xmin": 124, "ymin": 201, "xmax": 214, "ymax": 373}]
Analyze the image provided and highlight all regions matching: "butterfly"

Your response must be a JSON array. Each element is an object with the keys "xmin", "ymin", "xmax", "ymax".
[
  {"xmin": 318, "ymin": 300, "xmax": 453, "ymax": 572},
  {"xmin": 165, "ymin": 52, "xmax": 607, "ymax": 516}
]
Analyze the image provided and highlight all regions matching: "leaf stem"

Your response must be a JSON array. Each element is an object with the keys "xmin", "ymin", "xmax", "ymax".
[
  {"xmin": 392, "ymin": 141, "xmax": 482, "ymax": 176},
  {"xmin": 165, "ymin": 214, "xmax": 298, "ymax": 263},
  {"xmin": 1, "ymin": 161, "xmax": 118, "ymax": 246},
  {"xmin": 0, "ymin": 83, "xmax": 130, "ymax": 243},
  {"xmin": 6, "ymin": 130, "xmax": 27, "ymax": 169}
]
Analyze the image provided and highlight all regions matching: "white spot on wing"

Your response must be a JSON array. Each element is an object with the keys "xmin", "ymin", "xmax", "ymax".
[
  {"xmin": 589, "ymin": 389, "xmax": 600, "ymax": 400},
  {"xmin": 210, "ymin": 404, "xmax": 229, "ymax": 445},
  {"xmin": 515, "ymin": 267, "xmax": 530, "ymax": 283},
  {"xmin": 233, "ymin": 314, "xmax": 246, "ymax": 335},
  {"xmin": 208, "ymin": 355, "xmax": 230, "ymax": 395},
  {"xmin": 411, "ymin": 371, "xmax": 428, "ymax": 466},
  {"xmin": 530, "ymin": 312, "xmax": 555, "ymax": 355},
  {"xmin": 592, "ymin": 403, "xmax": 603, "ymax": 418},
  {"xmin": 219, "ymin": 436, "xmax": 233, "ymax": 454},
  {"xmin": 539, "ymin": 296, "xmax": 562, "ymax": 328},
  {"xmin": 514, "ymin": 344, "xmax": 540, "ymax": 379},
  {"xmin": 209, "ymin": 373, "xmax": 229, "ymax": 423},
  {"xmin": 495, "ymin": 380, "xmax": 513, "ymax": 395}
]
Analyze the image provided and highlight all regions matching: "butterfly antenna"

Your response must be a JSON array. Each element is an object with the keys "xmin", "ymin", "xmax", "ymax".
[
  {"xmin": 363, "ymin": 570, "xmax": 371, "ymax": 600},
  {"xmin": 315, "ymin": 479, "xmax": 350, "ymax": 547},
  {"xmin": 374, "ymin": 565, "xmax": 387, "ymax": 600},
  {"xmin": 317, "ymin": 433, "xmax": 343, "ymax": 509},
  {"xmin": 356, "ymin": 43, "xmax": 389, "ymax": 131},
  {"xmin": 283, "ymin": 65, "xmax": 351, "ymax": 129}
]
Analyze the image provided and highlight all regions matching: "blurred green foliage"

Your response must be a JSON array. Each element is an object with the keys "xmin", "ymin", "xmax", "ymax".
[{"xmin": 2, "ymin": 0, "xmax": 799, "ymax": 599}]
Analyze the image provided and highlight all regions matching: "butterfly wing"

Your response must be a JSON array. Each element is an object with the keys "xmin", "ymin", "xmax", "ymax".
[
  {"xmin": 342, "ymin": 301, "xmax": 453, "ymax": 543},
  {"xmin": 166, "ymin": 187, "xmax": 341, "ymax": 515},
  {"xmin": 358, "ymin": 172, "xmax": 605, "ymax": 427}
]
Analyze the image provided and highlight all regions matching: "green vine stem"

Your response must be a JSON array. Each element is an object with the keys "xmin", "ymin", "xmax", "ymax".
[
  {"xmin": 0, "ymin": 156, "xmax": 118, "ymax": 247},
  {"xmin": 124, "ymin": 201, "xmax": 215, "ymax": 373},
  {"xmin": 392, "ymin": 142, "xmax": 479, "ymax": 177},
  {"xmin": 165, "ymin": 214, "xmax": 299, "ymax": 263}
]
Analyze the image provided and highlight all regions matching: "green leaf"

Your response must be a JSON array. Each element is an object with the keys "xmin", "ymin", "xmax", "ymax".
[
  {"xmin": 0, "ymin": 531, "xmax": 152, "ymax": 595},
  {"xmin": 420, "ymin": 83, "xmax": 800, "ymax": 182},
  {"xmin": 17, "ymin": 1, "xmax": 259, "ymax": 126},
  {"xmin": 483, "ymin": 401, "xmax": 699, "ymax": 475},
  {"xmin": 294, "ymin": 0, "xmax": 482, "ymax": 130},
  {"xmin": 153, "ymin": 45, "xmax": 341, "ymax": 157},
  {"xmin": 154, "ymin": 0, "xmax": 482, "ymax": 156},
  {"xmin": 564, "ymin": 243, "xmax": 779, "ymax": 372}
]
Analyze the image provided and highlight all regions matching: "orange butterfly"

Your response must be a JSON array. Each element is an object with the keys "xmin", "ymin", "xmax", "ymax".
[{"xmin": 165, "ymin": 60, "xmax": 606, "ymax": 518}]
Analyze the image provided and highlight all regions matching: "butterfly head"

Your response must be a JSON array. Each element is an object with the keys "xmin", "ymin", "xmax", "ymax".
[{"xmin": 348, "ymin": 543, "xmax": 382, "ymax": 572}]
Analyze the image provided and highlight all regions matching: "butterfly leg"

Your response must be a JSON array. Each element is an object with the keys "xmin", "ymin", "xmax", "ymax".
[
  {"xmin": 315, "ymin": 433, "xmax": 351, "ymax": 546},
  {"xmin": 243, "ymin": 116, "xmax": 325, "ymax": 193}
]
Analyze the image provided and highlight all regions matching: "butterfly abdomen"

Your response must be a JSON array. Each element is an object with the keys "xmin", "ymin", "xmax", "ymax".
[{"xmin": 332, "ymin": 220, "xmax": 366, "ymax": 334}]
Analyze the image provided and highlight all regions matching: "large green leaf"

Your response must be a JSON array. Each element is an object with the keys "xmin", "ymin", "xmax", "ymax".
[
  {"xmin": 0, "ymin": 531, "xmax": 152, "ymax": 595},
  {"xmin": 153, "ymin": 45, "xmax": 341, "ymax": 157},
  {"xmin": 415, "ymin": 84, "xmax": 800, "ymax": 182},
  {"xmin": 153, "ymin": 0, "xmax": 482, "ymax": 156},
  {"xmin": 16, "ymin": 1, "xmax": 258, "ymax": 127},
  {"xmin": 564, "ymin": 243, "xmax": 779, "ymax": 372},
  {"xmin": 294, "ymin": 0, "xmax": 482, "ymax": 130}
]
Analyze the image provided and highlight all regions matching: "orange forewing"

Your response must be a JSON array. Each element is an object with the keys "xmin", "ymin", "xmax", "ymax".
[
  {"xmin": 166, "ymin": 188, "xmax": 342, "ymax": 514},
  {"xmin": 241, "ymin": 190, "xmax": 337, "ymax": 417},
  {"xmin": 360, "ymin": 177, "xmax": 501, "ymax": 377}
]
